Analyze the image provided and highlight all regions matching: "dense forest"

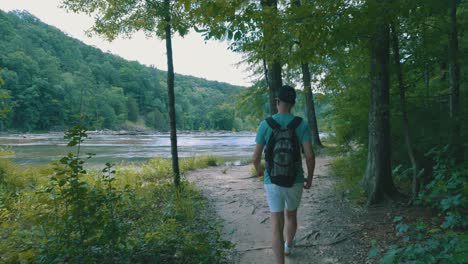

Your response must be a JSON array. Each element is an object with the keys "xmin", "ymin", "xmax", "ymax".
[
  {"xmin": 0, "ymin": 0, "xmax": 466, "ymax": 263},
  {"xmin": 0, "ymin": 10, "xmax": 252, "ymax": 132}
]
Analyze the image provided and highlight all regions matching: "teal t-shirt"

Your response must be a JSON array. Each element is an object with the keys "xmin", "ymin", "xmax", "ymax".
[{"xmin": 255, "ymin": 113, "xmax": 311, "ymax": 184}]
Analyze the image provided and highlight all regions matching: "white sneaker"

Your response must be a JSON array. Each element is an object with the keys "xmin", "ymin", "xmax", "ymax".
[{"xmin": 284, "ymin": 241, "xmax": 294, "ymax": 256}]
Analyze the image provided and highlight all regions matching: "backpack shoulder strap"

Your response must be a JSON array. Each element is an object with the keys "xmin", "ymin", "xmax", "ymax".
[
  {"xmin": 265, "ymin": 117, "xmax": 281, "ymax": 130},
  {"xmin": 287, "ymin": 116, "xmax": 303, "ymax": 130}
]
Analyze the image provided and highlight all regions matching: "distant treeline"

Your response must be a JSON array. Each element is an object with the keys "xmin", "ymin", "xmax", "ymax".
[{"xmin": 0, "ymin": 10, "xmax": 252, "ymax": 132}]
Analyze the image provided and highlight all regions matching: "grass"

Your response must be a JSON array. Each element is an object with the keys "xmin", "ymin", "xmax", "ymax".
[
  {"xmin": 328, "ymin": 148, "xmax": 367, "ymax": 203},
  {"xmin": 0, "ymin": 155, "xmax": 233, "ymax": 263},
  {"xmin": 0, "ymin": 146, "xmax": 14, "ymax": 157}
]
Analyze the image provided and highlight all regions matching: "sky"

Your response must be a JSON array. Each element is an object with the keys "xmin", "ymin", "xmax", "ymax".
[{"xmin": 0, "ymin": 0, "xmax": 253, "ymax": 87}]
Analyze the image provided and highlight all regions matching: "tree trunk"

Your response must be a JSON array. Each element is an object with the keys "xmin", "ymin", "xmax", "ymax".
[
  {"xmin": 261, "ymin": 0, "xmax": 282, "ymax": 115},
  {"xmin": 164, "ymin": 0, "xmax": 180, "ymax": 187},
  {"xmin": 390, "ymin": 22, "xmax": 420, "ymax": 201},
  {"xmin": 362, "ymin": 16, "xmax": 397, "ymax": 205},
  {"xmin": 301, "ymin": 63, "xmax": 323, "ymax": 148},
  {"xmin": 268, "ymin": 61, "xmax": 282, "ymax": 115},
  {"xmin": 448, "ymin": 0, "xmax": 462, "ymax": 164},
  {"xmin": 262, "ymin": 59, "xmax": 274, "ymax": 115},
  {"xmin": 263, "ymin": 57, "xmax": 279, "ymax": 116},
  {"xmin": 292, "ymin": 0, "xmax": 323, "ymax": 148}
]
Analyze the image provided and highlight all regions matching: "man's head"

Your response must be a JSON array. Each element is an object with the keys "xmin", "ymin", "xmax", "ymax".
[{"xmin": 278, "ymin": 85, "xmax": 296, "ymax": 106}]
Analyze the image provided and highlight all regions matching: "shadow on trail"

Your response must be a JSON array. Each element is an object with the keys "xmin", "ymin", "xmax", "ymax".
[{"xmin": 188, "ymin": 157, "xmax": 369, "ymax": 264}]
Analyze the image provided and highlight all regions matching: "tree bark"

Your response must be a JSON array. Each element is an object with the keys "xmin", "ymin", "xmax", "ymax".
[
  {"xmin": 362, "ymin": 14, "xmax": 397, "ymax": 205},
  {"xmin": 268, "ymin": 61, "xmax": 282, "ymax": 115},
  {"xmin": 164, "ymin": 0, "xmax": 180, "ymax": 187},
  {"xmin": 261, "ymin": 0, "xmax": 282, "ymax": 115},
  {"xmin": 448, "ymin": 0, "xmax": 462, "ymax": 164},
  {"xmin": 390, "ymin": 22, "xmax": 420, "ymax": 201},
  {"xmin": 301, "ymin": 63, "xmax": 323, "ymax": 148},
  {"xmin": 292, "ymin": 0, "xmax": 323, "ymax": 148}
]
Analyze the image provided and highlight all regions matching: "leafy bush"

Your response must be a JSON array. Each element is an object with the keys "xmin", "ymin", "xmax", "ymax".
[
  {"xmin": 133, "ymin": 183, "xmax": 233, "ymax": 263},
  {"xmin": 329, "ymin": 150, "xmax": 367, "ymax": 201},
  {"xmin": 0, "ymin": 159, "xmax": 11, "ymax": 186},
  {"xmin": 0, "ymin": 126, "xmax": 232, "ymax": 263},
  {"xmin": 370, "ymin": 217, "xmax": 467, "ymax": 264},
  {"xmin": 416, "ymin": 146, "xmax": 468, "ymax": 229},
  {"xmin": 370, "ymin": 147, "xmax": 468, "ymax": 264}
]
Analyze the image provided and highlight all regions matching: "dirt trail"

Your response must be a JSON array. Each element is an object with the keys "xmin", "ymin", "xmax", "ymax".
[{"xmin": 187, "ymin": 157, "xmax": 369, "ymax": 264}]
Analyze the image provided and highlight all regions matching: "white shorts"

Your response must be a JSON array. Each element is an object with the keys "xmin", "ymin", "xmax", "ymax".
[{"xmin": 264, "ymin": 183, "xmax": 303, "ymax": 213}]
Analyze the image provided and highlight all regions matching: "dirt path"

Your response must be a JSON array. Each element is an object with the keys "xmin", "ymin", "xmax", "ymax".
[{"xmin": 187, "ymin": 157, "xmax": 369, "ymax": 264}]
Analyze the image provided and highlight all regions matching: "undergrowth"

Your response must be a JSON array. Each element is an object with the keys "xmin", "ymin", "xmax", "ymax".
[
  {"xmin": 328, "ymin": 144, "xmax": 467, "ymax": 263},
  {"xmin": 0, "ymin": 126, "xmax": 232, "ymax": 263},
  {"xmin": 368, "ymin": 146, "xmax": 468, "ymax": 263},
  {"xmin": 329, "ymin": 149, "xmax": 367, "ymax": 202}
]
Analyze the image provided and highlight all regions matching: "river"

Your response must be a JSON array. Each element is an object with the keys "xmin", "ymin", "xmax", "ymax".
[{"xmin": 0, "ymin": 131, "xmax": 257, "ymax": 166}]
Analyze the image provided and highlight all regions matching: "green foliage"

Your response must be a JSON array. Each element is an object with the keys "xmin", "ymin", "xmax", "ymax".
[
  {"xmin": 180, "ymin": 156, "xmax": 221, "ymax": 172},
  {"xmin": 370, "ymin": 148, "xmax": 468, "ymax": 263},
  {"xmin": 0, "ymin": 73, "xmax": 11, "ymax": 121},
  {"xmin": 126, "ymin": 97, "xmax": 139, "ymax": 123},
  {"xmin": 369, "ymin": 217, "xmax": 467, "ymax": 264},
  {"xmin": 309, "ymin": 0, "xmax": 468, "ymax": 169},
  {"xmin": 135, "ymin": 183, "xmax": 233, "ymax": 263},
  {"xmin": 416, "ymin": 147, "xmax": 468, "ymax": 229},
  {"xmin": 209, "ymin": 103, "xmax": 235, "ymax": 131},
  {"xmin": 329, "ymin": 150, "xmax": 367, "ymax": 201},
  {"xmin": 35, "ymin": 126, "xmax": 131, "ymax": 262},
  {"xmin": 233, "ymin": 80, "xmax": 334, "ymax": 132},
  {"xmin": 0, "ymin": 10, "xmax": 248, "ymax": 132},
  {"xmin": 0, "ymin": 158, "xmax": 12, "ymax": 186},
  {"xmin": 62, "ymin": 0, "xmax": 191, "ymax": 41},
  {"xmin": 0, "ymin": 127, "xmax": 232, "ymax": 263},
  {"xmin": 235, "ymin": 81, "xmax": 269, "ymax": 129}
]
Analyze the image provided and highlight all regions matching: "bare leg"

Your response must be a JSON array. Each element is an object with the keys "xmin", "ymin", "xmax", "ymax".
[
  {"xmin": 271, "ymin": 212, "xmax": 285, "ymax": 264},
  {"xmin": 285, "ymin": 209, "xmax": 298, "ymax": 247}
]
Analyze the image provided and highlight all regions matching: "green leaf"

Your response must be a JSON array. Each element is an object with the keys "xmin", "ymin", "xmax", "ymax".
[
  {"xmin": 379, "ymin": 246, "xmax": 401, "ymax": 264},
  {"xmin": 428, "ymin": 228, "xmax": 441, "ymax": 234},
  {"xmin": 368, "ymin": 247, "xmax": 380, "ymax": 258},
  {"xmin": 67, "ymin": 141, "xmax": 78, "ymax": 147},
  {"xmin": 396, "ymin": 223, "xmax": 409, "ymax": 235}
]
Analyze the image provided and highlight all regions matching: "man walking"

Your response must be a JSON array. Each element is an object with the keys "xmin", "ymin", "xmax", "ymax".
[{"xmin": 252, "ymin": 85, "xmax": 316, "ymax": 264}]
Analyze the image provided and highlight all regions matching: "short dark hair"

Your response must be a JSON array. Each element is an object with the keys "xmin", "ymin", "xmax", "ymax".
[{"xmin": 278, "ymin": 85, "xmax": 296, "ymax": 105}]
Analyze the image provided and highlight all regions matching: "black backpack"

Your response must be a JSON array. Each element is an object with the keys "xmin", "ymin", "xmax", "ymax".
[{"xmin": 264, "ymin": 116, "xmax": 302, "ymax": 187}]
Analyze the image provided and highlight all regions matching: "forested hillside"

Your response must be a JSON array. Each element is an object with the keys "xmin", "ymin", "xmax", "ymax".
[{"xmin": 0, "ymin": 10, "xmax": 246, "ymax": 132}]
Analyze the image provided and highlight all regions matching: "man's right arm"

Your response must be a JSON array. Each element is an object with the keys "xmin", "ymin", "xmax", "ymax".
[
  {"xmin": 302, "ymin": 141, "xmax": 315, "ymax": 189},
  {"xmin": 252, "ymin": 144, "xmax": 264, "ymax": 176}
]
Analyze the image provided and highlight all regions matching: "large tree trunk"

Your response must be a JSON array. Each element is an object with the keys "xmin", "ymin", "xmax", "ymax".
[
  {"xmin": 164, "ymin": 0, "xmax": 180, "ymax": 187},
  {"xmin": 292, "ymin": 0, "xmax": 323, "ymax": 148},
  {"xmin": 390, "ymin": 23, "xmax": 420, "ymax": 201},
  {"xmin": 268, "ymin": 61, "xmax": 282, "ymax": 115},
  {"xmin": 261, "ymin": 0, "xmax": 282, "ymax": 115},
  {"xmin": 262, "ymin": 59, "xmax": 275, "ymax": 115},
  {"xmin": 448, "ymin": 0, "xmax": 462, "ymax": 164},
  {"xmin": 362, "ymin": 15, "xmax": 398, "ymax": 205},
  {"xmin": 301, "ymin": 63, "xmax": 323, "ymax": 148}
]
